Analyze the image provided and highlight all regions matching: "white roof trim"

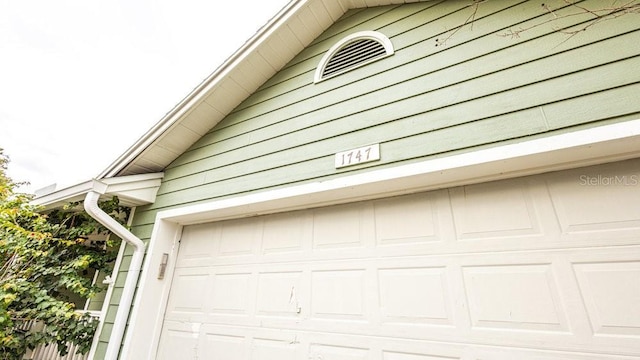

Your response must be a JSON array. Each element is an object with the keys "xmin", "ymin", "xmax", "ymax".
[{"xmin": 32, "ymin": 173, "xmax": 164, "ymax": 209}]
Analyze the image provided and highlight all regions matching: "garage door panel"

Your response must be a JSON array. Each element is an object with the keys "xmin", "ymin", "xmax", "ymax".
[
  {"xmin": 156, "ymin": 321, "xmax": 200, "ymax": 360},
  {"xmin": 573, "ymin": 260, "xmax": 640, "ymax": 337},
  {"xmin": 252, "ymin": 337, "xmax": 300, "ymax": 359},
  {"xmin": 156, "ymin": 330, "xmax": 198, "ymax": 360},
  {"xmin": 472, "ymin": 347, "xmax": 636, "ymax": 360},
  {"xmin": 261, "ymin": 211, "xmax": 312, "ymax": 254},
  {"xmin": 378, "ymin": 266, "xmax": 452, "ymax": 326},
  {"xmin": 176, "ymin": 223, "xmax": 216, "ymax": 267},
  {"xmin": 382, "ymin": 352, "xmax": 458, "ymax": 360},
  {"xmin": 309, "ymin": 343, "xmax": 369, "ymax": 360},
  {"xmin": 197, "ymin": 325, "xmax": 306, "ymax": 359},
  {"xmin": 311, "ymin": 269, "xmax": 367, "ymax": 320},
  {"xmin": 158, "ymin": 160, "xmax": 640, "ymax": 359},
  {"xmin": 201, "ymin": 332, "xmax": 247, "ymax": 359},
  {"xmin": 449, "ymin": 179, "xmax": 545, "ymax": 240},
  {"xmin": 374, "ymin": 191, "xmax": 450, "ymax": 245},
  {"xmin": 164, "ymin": 268, "xmax": 209, "ymax": 318},
  {"xmin": 218, "ymin": 217, "xmax": 263, "ymax": 257},
  {"xmin": 256, "ymin": 271, "xmax": 304, "ymax": 317},
  {"xmin": 313, "ymin": 202, "xmax": 374, "ymax": 249},
  {"xmin": 546, "ymin": 163, "xmax": 640, "ymax": 241},
  {"xmin": 208, "ymin": 271, "xmax": 253, "ymax": 315},
  {"xmin": 308, "ymin": 333, "xmax": 464, "ymax": 360},
  {"xmin": 462, "ymin": 263, "xmax": 567, "ymax": 332}
]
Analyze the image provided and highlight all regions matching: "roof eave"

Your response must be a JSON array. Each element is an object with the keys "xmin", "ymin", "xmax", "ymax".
[{"xmin": 32, "ymin": 173, "xmax": 165, "ymax": 210}]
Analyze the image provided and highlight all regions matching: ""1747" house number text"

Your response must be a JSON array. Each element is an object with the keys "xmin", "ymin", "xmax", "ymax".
[{"xmin": 335, "ymin": 144, "xmax": 380, "ymax": 169}]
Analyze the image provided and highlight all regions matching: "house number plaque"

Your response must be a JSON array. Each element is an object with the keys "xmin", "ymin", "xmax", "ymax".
[{"xmin": 335, "ymin": 144, "xmax": 380, "ymax": 168}]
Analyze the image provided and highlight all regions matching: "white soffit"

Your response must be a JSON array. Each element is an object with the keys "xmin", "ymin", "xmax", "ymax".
[{"xmin": 98, "ymin": 0, "xmax": 427, "ymax": 179}]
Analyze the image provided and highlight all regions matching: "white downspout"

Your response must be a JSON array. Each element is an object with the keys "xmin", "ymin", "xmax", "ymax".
[{"xmin": 84, "ymin": 189, "xmax": 145, "ymax": 360}]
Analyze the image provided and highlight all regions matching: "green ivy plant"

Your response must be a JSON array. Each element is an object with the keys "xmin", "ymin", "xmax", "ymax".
[{"xmin": 0, "ymin": 149, "xmax": 127, "ymax": 360}]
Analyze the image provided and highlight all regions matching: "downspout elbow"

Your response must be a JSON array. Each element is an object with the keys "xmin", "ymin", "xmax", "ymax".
[
  {"xmin": 84, "ymin": 190, "xmax": 145, "ymax": 360},
  {"xmin": 84, "ymin": 191, "xmax": 144, "ymax": 252}
]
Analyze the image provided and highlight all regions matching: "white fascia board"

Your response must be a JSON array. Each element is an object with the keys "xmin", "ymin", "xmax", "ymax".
[
  {"xmin": 31, "ymin": 180, "xmax": 94, "ymax": 208},
  {"xmin": 160, "ymin": 120, "xmax": 640, "ymax": 226},
  {"xmin": 32, "ymin": 173, "xmax": 164, "ymax": 209}
]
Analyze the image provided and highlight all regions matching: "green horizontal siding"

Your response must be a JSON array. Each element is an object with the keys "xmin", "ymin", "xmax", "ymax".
[
  {"xmin": 95, "ymin": 322, "xmax": 112, "ymax": 355},
  {"xmin": 96, "ymin": 1, "xmax": 640, "ymax": 358},
  {"xmin": 94, "ymin": 332, "xmax": 109, "ymax": 356},
  {"xmin": 129, "ymin": 223, "xmax": 155, "ymax": 240},
  {"xmin": 171, "ymin": 3, "xmax": 637, "ymax": 171},
  {"xmin": 184, "ymin": 0, "xmax": 523, "ymax": 153},
  {"xmin": 141, "ymin": 0, "xmax": 640, "ymax": 219},
  {"xmin": 162, "ymin": 43, "xmax": 640, "ymax": 193}
]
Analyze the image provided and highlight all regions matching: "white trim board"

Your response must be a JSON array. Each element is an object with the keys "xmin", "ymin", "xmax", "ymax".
[
  {"xmin": 121, "ymin": 119, "xmax": 640, "ymax": 359},
  {"xmin": 160, "ymin": 119, "xmax": 640, "ymax": 225},
  {"xmin": 32, "ymin": 173, "xmax": 164, "ymax": 209}
]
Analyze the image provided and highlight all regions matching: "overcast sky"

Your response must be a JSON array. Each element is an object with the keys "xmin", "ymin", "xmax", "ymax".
[{"xmin": 0, "ymin": 0, "xmax": 290, "ymax": 194}]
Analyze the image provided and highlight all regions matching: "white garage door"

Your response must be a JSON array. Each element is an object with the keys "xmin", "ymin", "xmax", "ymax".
[{"xmin": 156, "ymin": 160, "xmax": 640, "ymax": 360}]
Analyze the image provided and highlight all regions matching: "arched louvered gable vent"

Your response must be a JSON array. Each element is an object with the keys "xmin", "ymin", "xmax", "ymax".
[{"xmin": 314, "ymin": 31, "xmax": 394, "ymax": 83}]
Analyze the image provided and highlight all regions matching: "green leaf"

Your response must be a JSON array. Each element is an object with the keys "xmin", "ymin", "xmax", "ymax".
[{"xmin": 0, "ymin": 149, "xmax": 111, "ymax": 357}]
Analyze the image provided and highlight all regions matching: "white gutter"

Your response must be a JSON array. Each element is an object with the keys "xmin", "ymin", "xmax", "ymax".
[{"xmin": 83, "ymin": 188, "xmax": 146, "ymax": 360}]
